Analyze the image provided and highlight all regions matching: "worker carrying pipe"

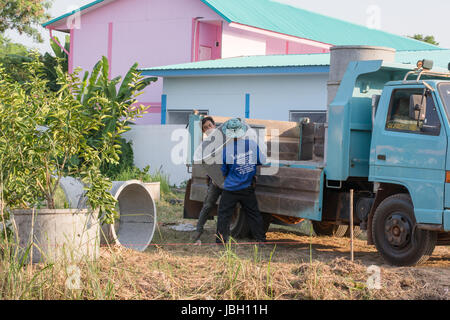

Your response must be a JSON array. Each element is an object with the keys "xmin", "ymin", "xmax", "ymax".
[{"xmin": 216, "ymin": 118, "xmax": 267, "ymax": 246}]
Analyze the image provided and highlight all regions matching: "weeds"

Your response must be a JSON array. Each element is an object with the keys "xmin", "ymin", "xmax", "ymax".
[{"xmin": 111, "ymin": 165, "xmax": 172, "ymax": 195}]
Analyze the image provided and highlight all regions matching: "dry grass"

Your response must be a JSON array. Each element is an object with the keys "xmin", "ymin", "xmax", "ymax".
[
  {"xmin": 1, "ymin": 237, "xmax": 449, "ymax": 300},
  {"xmin": 0, "ymin": 191, "xmax": 448, "ymax": 300}
]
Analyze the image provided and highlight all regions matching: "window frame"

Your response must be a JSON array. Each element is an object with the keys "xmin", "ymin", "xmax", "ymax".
[
  {"xmin": 384, "ymin": 88, "xmax": 441, "ymax": 137},
  {"xmin": 289, "ymin": 110, "xmax": 327, "ymax": 123},
  {"xmin": 438, "ymin": 82, "xmax": 450, "ymax": 119},
  {"xmin": 167, "ymin": 109, "xmax": 209, "ymax": 125}
]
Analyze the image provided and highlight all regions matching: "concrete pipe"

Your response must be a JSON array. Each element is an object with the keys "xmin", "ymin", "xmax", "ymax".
[
  {"xmin": 325, "ymin": 45, "xmax": 396, "ymax": 165},
  {"xmin": 327, "ymin": 45, "xmax": 396, "ymax": 105},
  {"xmin": 60, "ymin": 177, "xmax": 157, "ymax": 252},
  {"xmin": 11, "ymin": 208, "xmax": 100, "ymax": 264},
  {"xmin": 193, "ymin": 120, "xmax": 261, "ymax": 189}
]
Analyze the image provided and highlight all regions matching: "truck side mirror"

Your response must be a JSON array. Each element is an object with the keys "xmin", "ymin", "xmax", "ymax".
[{"xmin": 409, "ymin": 94, "xmax": 427, "ymax": 121}]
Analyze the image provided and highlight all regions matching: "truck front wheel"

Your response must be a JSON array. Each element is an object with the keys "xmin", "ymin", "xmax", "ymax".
[{"xmin": 372, "ymin": 194, "xmax": 437, "ymax": 266}]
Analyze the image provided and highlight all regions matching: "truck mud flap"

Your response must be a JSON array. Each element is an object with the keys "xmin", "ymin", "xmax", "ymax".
[{"xmin": 183, "ymin": 179, "xmax": 205, "ymax": 219}]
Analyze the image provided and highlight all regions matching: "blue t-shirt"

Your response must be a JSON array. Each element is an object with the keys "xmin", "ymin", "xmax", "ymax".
[{"xmin": 221, "ymin": 138, "xmax": 265, "ymax": 191}]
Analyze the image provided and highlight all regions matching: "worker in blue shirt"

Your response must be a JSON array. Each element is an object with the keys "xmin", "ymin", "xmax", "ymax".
[{"xmin": 216, "ymin": 118, "xmax": 267, "ymax": 245}]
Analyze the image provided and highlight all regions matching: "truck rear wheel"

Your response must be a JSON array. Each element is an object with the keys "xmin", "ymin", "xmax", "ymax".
[
  {"xmin": 230, "ymin": 210, "xmax": 272, "ymax": 239},
  {"xmin": 312, "ymin": 221, "xmax": 348, "ymax": 237},
  {"xmin": 230, "ymin": 207, "xmax": 250, "ymax": 238},
  {"xmin": 372, "ymin": 194, "xmax": 437, "ymax": 266}
]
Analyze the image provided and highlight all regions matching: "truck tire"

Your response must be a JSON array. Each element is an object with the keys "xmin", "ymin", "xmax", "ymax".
[
  {"xmin": 312, "ymin": 221, "xmax": 348, "ymax": 237},
  {"xmin": 230, "ymin": 210, "xmax": 272, "ymax": 239},
  {"xmin": 372, "ymin": 194, "xmax": 437, "ymax": 266},
  {"xmin": 230, "ymin": 207, "xmax": 250, "ymax": 238},
  {"xmin": 262, "ymin": 213, "xmax": 272, "ymax": 234}
]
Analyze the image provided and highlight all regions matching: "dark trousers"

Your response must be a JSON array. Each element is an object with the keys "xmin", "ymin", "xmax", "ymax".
[
  {"xmin": 196, "ymin": 183, "xmax": 222, "ymax": 233},
  {"xmin": 216, "ymin": 186, "xmax": 266, "ymax": 244}
]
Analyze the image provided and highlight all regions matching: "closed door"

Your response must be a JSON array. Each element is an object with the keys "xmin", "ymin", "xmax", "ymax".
[{"xmin": 371, "ymin": 86, "xmax": 447, "ymax": 224}]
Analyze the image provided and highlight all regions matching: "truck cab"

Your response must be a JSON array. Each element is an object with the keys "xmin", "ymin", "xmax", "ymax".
[
  {"xmin": 367, "ymin": 77, "xmax": 450, "ymax": 265},
  {"xmin": 326, "ymin": 59, "xmax": 450, "ymax": 265}
]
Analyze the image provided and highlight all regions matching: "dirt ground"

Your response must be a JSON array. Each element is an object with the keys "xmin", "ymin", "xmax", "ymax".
[{"xmin": 140, "ymin": 208, "xmax": 450, "ymax": 300}]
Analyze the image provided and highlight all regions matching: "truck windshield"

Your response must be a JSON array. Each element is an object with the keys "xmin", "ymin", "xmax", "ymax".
[{"xmin": 439, "ymin": 83, "xmax": 450, "ymax": 113}]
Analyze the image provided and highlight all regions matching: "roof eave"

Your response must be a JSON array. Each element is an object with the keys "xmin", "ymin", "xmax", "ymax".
[
  {"xmin": 42, "ymin": 0, "xmax": 108, "ymax": 29},
  {"xmin": 139, "ymin": 65, "xmax": 330, "ymax": 77}
]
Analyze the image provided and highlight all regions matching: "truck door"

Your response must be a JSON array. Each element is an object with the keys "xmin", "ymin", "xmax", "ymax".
[{"xmin": 371, "ymin": 86, "xmax": 447, "ymax": 225}]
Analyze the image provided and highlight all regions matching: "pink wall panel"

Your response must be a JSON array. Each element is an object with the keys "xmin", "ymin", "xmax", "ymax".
[
  {"xmin": 287, "ymin": 41, "xmax": 330, "ymax": 54},
  {"xmin": 73, "ymin": 0, "xmax": 223, "ymax": 106},
  {"xmin": 133, "ymin": 102, "xmax": 162, "ymax": 125},
  {"xmin": 72, "ymin": 23, "xmax": 108, "ymax": 75},
  {"xmin": 266, "ymin": 38, "xmax": 287, "ymax": 55}
]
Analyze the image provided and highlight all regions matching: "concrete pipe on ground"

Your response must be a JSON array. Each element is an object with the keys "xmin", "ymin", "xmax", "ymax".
[
  {"xmin": 59, "ymin": 177, "xmax": 157, "ymax": 252},
  {"xmin": 102, "ymin": 180, "xmax": 157, "ymax": 252},
  {"xmin": 10, "ymin": 178, "xmax": 157, "ymax": 264},
  {"xmin": 11, "ymin": 208, "xmax": 100, "ymax": 264},
  {"xmin": 10, "ymin": 177, "xmax": 100, "ymax": 264}
]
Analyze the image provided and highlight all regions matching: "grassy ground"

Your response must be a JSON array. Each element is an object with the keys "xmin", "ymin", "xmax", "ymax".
[{"xmin": 0, "ymin": 188, "xmax": 449, "ymax": 300}]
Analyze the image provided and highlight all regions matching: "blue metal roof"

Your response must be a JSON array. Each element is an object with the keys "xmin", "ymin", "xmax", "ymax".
[
  {"xmin": 139, "ymin": 50, "xmax": 450, "ymax": 77},
  {"xmin": 139, "ymin": 53, "xmax": 330, "ymax": 76},
  {"xmin": 202, "ymin": 0, "xmax": 442, "ymax": 51}
]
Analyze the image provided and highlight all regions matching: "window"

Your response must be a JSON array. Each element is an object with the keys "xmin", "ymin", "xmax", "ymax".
[
  {"xmin": 167, "ymin": 109, "xmax": 208, "ymax": 125},
  {"xmin": 438, "ymin": 83, "xmax": 450, "ymax": 114},
  {"xmin": 289, "ymin": 110, "xmax": 326, "ymax": 123},
  {"xmin": 385, "ymin": 89, "xmax": 441, "ymax": 136}
]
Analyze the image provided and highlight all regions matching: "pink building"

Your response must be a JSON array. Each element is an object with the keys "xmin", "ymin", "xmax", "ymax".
[{"xmin": 43, "ymin": 0, "xmax": 441, "ymax": 124}]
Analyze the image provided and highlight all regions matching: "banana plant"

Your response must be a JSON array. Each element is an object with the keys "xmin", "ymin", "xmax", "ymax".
[
  {"xmin": 49, "ymin": 35, "xmax": 69, "ymax": 71},
  {"xmin": 74, "ymin": 56, "xmax": 157, "ymax": 177}
]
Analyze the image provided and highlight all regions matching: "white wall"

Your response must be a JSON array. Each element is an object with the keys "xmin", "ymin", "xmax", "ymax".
[
  {"xmin": 163, "ymin": 73, "xmax": 329, "ymax": 121},
  {"xmin": 221, "ymin": 24, "xmax": 267, "ymax": 58},
  {"xmin": 123, "ymin": 125, "xmax": 191, "ymax": 186}
]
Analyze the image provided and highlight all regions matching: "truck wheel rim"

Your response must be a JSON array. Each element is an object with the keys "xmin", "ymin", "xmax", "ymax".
[{"xmin": 384, "ymin": 213, "xmax": 412, "ymax": 249}]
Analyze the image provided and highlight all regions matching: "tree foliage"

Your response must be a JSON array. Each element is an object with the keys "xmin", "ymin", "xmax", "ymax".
[
  {"xmin": 0, "ymin": 0, "xmax": 52, "ymax": 42},
  {"xmin": 0, "ymin": 54, "xmax": 149, "ymax": 224},
  {"xmin": 0, "ymin": 33, "xmax": 68, "ymax": 90},
  {"xmin": 0, "ymin": 34, "xmax": 32, "ymax": 83},
  {"xmin": 409, "ymin": 34, "xmax": 440, "ymax": 46}
]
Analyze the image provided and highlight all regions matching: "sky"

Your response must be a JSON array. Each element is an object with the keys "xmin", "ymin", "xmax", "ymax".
[{"xmin": 5, "ymin": 0, "xmax": 450, "ymax": 53}]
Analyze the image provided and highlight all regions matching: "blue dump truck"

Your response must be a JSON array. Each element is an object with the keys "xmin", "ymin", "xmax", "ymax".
[{"xmin": 183, "ymin": 51, "xmax": 450, "ymax": 267}]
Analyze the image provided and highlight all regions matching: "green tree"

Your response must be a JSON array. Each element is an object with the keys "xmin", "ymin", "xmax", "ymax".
[
  {"xmin": 409, "ymin": 34, "xmax": 440, "ymax": 46},
  {"xmin": 0, "ymin": 34, "xmax": 68, "ymax": 90},
  {"xmin": 0, "ymin": 0, "xmax": 52, "ymax": 42},
  {"xmin": 0, "ymin": 34, "xmax": 32, "ymax": 83},
  {"xmin": 0, "ymin": 54, "xmax": 137, "ymax": 224}
]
